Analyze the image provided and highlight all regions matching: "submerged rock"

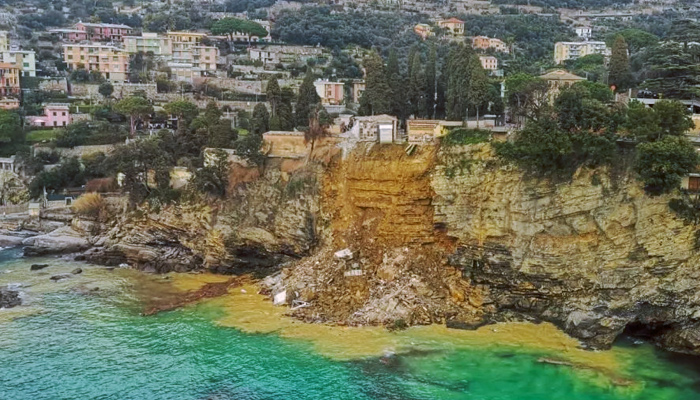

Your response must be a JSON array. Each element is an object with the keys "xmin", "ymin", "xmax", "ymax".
[
  {"xmin": 50, "ymin": 273, "xmax": 73, "ymax": 282},
  {"xmin": 0, "ymin": 287, "xmax": 21, "ymax": 308},
  {"xmin": 30, "ymin": 264, "xmax": 49, "ymax": 271},
  {"xmin": 71, "ymin": 268, "xmax": 83, "ymax": 275}
]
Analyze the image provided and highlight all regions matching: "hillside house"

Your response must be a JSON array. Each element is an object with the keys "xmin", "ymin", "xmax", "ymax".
[
  {"xmin": 414, "ymin": 24, "xmax": 433, "ymax": 40},
  {"xmin": 471, "ymin": 36, "xmax": 509, "ymax": 53},
  {"xmin": 539, "ymin": 69, "xmax": 586, "ymax": 101},
  {"xmin": 314, "ymin": 80, "xmax": 344, "ymax": 105},
  {"xmin": 438, "ymin": 18, "xmax": 465, "ymax": 36},
  {"xmin": 26, "ymin": 104, "xmax": 71, "ymax": 128}
]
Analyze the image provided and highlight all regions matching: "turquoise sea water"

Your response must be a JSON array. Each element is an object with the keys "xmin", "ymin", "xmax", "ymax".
[{"xmin": 1, "ymin": 249, "xmax": 700, "ymax": 400}]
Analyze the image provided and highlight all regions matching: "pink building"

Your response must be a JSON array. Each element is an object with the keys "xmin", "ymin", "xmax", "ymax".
[
  {"xmin": 74, "ymin": 22, "xmax": 133, "ymax": 42},
  {"xmin": 26, "ymin": 104, "xmax": 71, "ymax": 128},
  {"xmin": 314, "ymin": 80, "xmax": 344, "ymax": 105}
]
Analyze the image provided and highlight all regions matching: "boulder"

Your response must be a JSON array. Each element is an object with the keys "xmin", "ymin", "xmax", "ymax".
[
  {"xmin": 22, "ymin": 226, "xmax": 90, "ymax": 256},
  {"xmin": 30, "ymin": 264, "xmax": 50, "ymax": 271},
  {"xmin": 71, "ymin": 268, "xmax": 83, "ymax": 275},
  {"xmin": 0, "ymin": 287, "xmax": 21, "ymax": 308},
  {"xmin": 0, "ymin": 234, "xmax": 24, "ymax": 248}
]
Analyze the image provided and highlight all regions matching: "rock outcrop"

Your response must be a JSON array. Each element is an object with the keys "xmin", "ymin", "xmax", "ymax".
[
  {"xmin": 433, "ymin": 143, "xmax": 700, "ymax": 354},
  {"xmin": 0, "ymin": 287, "xmax": 21, "ymax": 308},
  {"xmin": 84, "ymin": 163, "xmax": 322, "ymax": 274},
  {"xmin": 22, "ymin": 226, "xmax": 90, "ymax": 256}
]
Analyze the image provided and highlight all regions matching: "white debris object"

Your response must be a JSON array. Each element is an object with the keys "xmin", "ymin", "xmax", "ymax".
[
  {"xmin": 273, "ymin": 290, "xmax": 287, "ymax": 305},
  {"xmin": 334, "ymin": 248, "xmax": 353, "ymax": 260}
]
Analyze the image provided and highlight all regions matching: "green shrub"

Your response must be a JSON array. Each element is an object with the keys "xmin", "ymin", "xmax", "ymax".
[{"xmin": 441, "ymin": 128, "xmax": 490, "ymax": 147}]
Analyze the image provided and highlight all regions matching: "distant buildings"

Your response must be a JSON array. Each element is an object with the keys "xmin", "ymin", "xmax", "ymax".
[
  {"xmin": 52, "ymin": 22, "xmax": 134, "ymax": 43},
  {"xmin": 539, "ymin": 69, "xmax": 586, "ymax": 100},
  {"xmin": 351, "ymin": 80, "xmax": 365, "ymax": 104},
  {"xmin": 62, "ymin": 43, "xmax": 130, "ymax": 81},
  {"xmin": 438, "ymin": 18, "xmax": 465, "ymax": 36},
  {"xmin": 121, "ymin": 31, "xmax": 220, "ymax": 81},
  {"xmin": 315, "ymin": 80, "xmax": 344, "ymax": 105},
  {"xmin": 0, "ymin": 31, "xmax": 36, "ymax": 77},
  {"xmin": 554, "ymin": 41, "xmax": 609, "ymax": 64},
  {"xmin": 248, "ymin": 45, "xmax": 323, "ymax": 65},
  {"xmin": 124, "ymin": 32, "xmax": 172, "ymax": 57},
  {"xmin": 471, "ymin": 36, "xmax": 509, "ymax": 53},
  {"xmin": 0, "ymin": 98, "xmax": 19, "ymax": 110},
  {"xmin": 414, "ymin": 24, "xmax": 433, "ymax": 40},
  {"xmin": 74, "ymin": 22, "xmax": 133, "ymax": 42},
  {"xmin": 0, "ymin": 63, "xmax": 20, "ymax": 95},
  {"xmin": 479, "ymin": 56, "xmax": 498, "ymax": 72},
  {"xmin": 575, "ymin": 26, "xmax": 592, "ymax": 40}
]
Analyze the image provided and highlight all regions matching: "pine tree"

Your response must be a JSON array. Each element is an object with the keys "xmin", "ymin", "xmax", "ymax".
[
  {"xmin": 358, "ymin": 51, "xmax": 391, "ymax": 116},
  {"xmin": 609, "ymin": 36, "xmax": 633, "ymax": 91},
  {"xmin": 295, "ymin": 69, "xmax": 321, "ymax": 128}
]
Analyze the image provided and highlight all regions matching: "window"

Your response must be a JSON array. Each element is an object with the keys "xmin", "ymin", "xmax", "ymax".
[
  {"xmin": 53, "ymin": 121, "xmax": 57, "ymax": 127},
  {"xmin": 62, "ymin": 112, "xmax": 66, "ymax": 116},
  {"xmin": 67, "ymin": 55, "xmax": 73, "ymax": 60},
  {"xmin": 52, "ymin": 112, "xmax": 56, "ymax": 116},
  {"xmin": 689, "ymin": 177, "xmax": 700, "ymax": 192}
]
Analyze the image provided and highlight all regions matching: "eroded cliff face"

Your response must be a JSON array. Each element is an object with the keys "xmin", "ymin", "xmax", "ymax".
[
  {"xmin": 278, "ymin": 145, "xmax": 480, "ymax": 326},
  {"xmin": 433, "ymin": 143, "xmax": 700, "ymax": 354},
  {"xmin": 85, "ymin": 162, "xmax": 324, "ymax": 275}
]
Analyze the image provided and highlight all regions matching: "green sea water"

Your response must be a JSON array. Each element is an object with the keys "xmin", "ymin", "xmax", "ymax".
[{"xmin": 1, "ymin": 248, "xmax": 700, "ymax": 400}]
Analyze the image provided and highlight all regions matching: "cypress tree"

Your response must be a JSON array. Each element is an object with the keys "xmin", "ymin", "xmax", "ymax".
[
  {"xmin": 279, "ymin": 87, "xmax": 295, "ymax": 131},
  {"xmin": 295, "ymin": 69, "xmax": 321, "ymax": 127},
  {"xmin": 609, "ymin": 36, "xmax": 633, "ymax": 91},
  {"xmin": 266, "ymin": 76, "xmax": 282, "ymax": 120},
  {"xmin": 358, "ymin": 51, "xmax": 391, "ymax": 116},
  {"xmin": 386, "ymin": 49, "xmax": 405, "ymax": 119},
  {"xmin": 425, "ymin": 44, "xmax": 437, "ymax": 118},
  {"xmin": 251, "ymin": 103, "xmax": 270, "ymax": 135},
  {"xmin": 409, "ymin": 52, "xmax": 427, "ymax": 118}
]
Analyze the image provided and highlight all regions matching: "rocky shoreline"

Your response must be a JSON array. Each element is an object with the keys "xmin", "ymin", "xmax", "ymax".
[{"xmin": 4, "ymin": 143, "xmax": 700, "ymax": 358}]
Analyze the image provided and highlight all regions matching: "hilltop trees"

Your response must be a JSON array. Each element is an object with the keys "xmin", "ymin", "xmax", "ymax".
[
  {"xmin": 211, "ymin": 17, "xmax": 267, "ymax": 43},
  {"xmin": 115, "ymin": 96, "xmax": 154, "ymax": 137},
  {"xmin": 638, "ymin": 42, "xmax": 700, "ymax": 99},
  {"xmin": 445, "ymin": 45, "xmax": 489, "ymax": 122},
  {"xmin": 504, "ymin": 73, "xmax": 549, "ymax": 124},
  {"xmin": 359, "ymin": 51, "xmax": 391, "ymax": 116}
]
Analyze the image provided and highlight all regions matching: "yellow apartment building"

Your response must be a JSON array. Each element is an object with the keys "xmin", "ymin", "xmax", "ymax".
[{"xmin": 63, "ymin": 43, "xmax": 130, "ymax": 82}]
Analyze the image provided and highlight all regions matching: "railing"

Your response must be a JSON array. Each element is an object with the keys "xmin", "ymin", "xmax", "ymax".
[{"xmin": 0, "ymin": 203, "xmax": 29, "ymax": 214}]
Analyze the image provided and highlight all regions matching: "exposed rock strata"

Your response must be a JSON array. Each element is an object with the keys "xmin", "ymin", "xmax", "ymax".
[{"xmin": 433, "ymin": 144, "xmax": 700, "ymax": 354}]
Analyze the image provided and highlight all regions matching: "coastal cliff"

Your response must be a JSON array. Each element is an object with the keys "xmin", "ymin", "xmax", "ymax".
[
  {"xmin": 433, "ymin": 143, "xmax": 700, "ymax": 354},
  {"xmin": 21, "ymin": 142, "xmax": 700, "ymax": 355}
]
